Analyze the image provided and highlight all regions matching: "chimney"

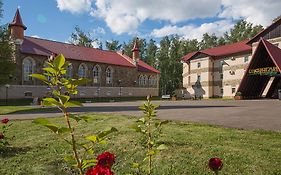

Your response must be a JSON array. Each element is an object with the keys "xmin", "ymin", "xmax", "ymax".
[
  {"xmin": 8, "ymin": 8, "xmax": 27, "ymax": 41},
  {"xmin": 131, "ymin": 37, "xmax": 140, "ymax": 65}
]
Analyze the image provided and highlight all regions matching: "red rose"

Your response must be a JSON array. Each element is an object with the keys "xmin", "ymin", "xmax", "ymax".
[
  {"xmin": 1, "ymin": 117, "xmax": 9, "ymax": 124},
  {"xmin": 97, "ymin": 152, "xmax": 115, "ymax": 168},
  {"xmin": 0, "ymin": 132, "xmax": 4, "ymax": 139},
  {"xmin": 85, "ymin": 165, "xmax": 113, "ymax": 175},
  {"xmin": 208, "ymin": 157, "xmax": 223, "ymax": 172}
]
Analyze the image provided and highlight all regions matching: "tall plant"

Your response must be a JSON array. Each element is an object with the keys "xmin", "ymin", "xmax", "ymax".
[
  {"xmin": 131, "ymin": 95, "xmax": 168, "ymax": 175},
  {"xmin": 31, "ymin": 54, "xmax": 117, "ymax": 174}
]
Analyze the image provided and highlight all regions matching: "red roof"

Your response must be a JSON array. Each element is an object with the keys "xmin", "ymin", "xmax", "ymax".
[
  {"xmin": 182, "ymin": 40, "xmax": 251, "ymax": 62},
  {"xmin": 262, "ymin": 38, "xmax": 281, "ymax": 72},
  {"xmin": 247, "ymin": 17, "xmax": 281, "ymax": 45},
  {"xmin": 137, "ymin": 60, "xmax": 160, "ymax": 74},
  {"xmin": 9, "ymin": 9, "xmax": 27, "ymax": 30},
  {"xmin": 20, "ymin": 36, "xmax": 160, "ymax": 73}
]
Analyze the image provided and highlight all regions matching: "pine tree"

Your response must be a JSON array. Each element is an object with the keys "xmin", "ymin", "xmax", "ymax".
[{"xmin": 105, "ymin": 40, "xmax": 122, "ymax": 51}]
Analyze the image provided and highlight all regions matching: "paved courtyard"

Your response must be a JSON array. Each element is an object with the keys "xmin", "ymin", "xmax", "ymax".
[{"xmin": 5, "ymin": 99, "xmax": 281, "ymax": 131}]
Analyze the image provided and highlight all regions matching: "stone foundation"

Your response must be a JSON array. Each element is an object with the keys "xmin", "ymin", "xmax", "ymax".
[{"xmin": 0, "ymin": 85, "xmax": 159, "ymax": 99}]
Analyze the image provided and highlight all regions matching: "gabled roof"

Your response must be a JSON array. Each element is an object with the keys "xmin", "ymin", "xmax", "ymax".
[
  {"xmin": 262, "ymin": 38, "xmax": 281, "ymax": 72},
  {"xmin": 237, "ymin": 38, "xmax": 281, "ymax": 96},
  {"xmin": 8, "ymin": 8, "xmax": 27, "ymax": 30},
  {"xmin": 20, "ymin": 36, "xmax": 160, "ymax": 74},
  {"xmin": 247, "ymin": 17, "xmax": 281, "ymax": 45},
  {"xmin": 182, "ymin": 40, "xmax": 251, "ymax": 62}
]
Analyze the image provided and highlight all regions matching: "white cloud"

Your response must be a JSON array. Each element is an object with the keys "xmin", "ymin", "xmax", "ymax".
[
  {"xmin": 56, "ymin": 0, "xmax": 93, "ymax": 13},
  {"xmin": 91, "ymin": 0, "xmax": 221, "ymax": 34},
  {"xmin": 220, "ymin": 0, "xmax": 281, "ymax": 26},
  {"xmin": 31, "ymin": 35, "xmax": 40, "ymax": 38},
  {"xmin": 151, "ymin": 20, "xmax": 234, "ymax": 40}
]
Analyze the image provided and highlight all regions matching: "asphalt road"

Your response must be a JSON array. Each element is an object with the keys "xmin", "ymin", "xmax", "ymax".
[{"xmin": 3, "ymin": 99, "xmax": 281, "ymax": 131}]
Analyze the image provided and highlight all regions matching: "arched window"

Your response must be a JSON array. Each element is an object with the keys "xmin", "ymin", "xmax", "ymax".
[
  {"xmin": 106, "ymin": 67, "xmax": 113, "ymax": 85},
  {"xmin": 138, "ymin": 75, "xmax": 143, "ymax": 86},
  {"xmin": 78, "ymin": 63, "xmax": 87, "ymax": 78},
  {"xmin": 93, "ymin": 65, "xmax": 101, "ymax": 84},
  {"xmin": 66, "ymin": 63, "xmax": 73, "ymax": 79},
  {"xmin": 143, "ymin": 75, "xmax": 148, "ymax": 86},
  {"xmin": 149, "ymin": 76, "xmax": 153, "ymax": 86},
  {"xmin": 23, "ymin": 57, "xmax": 35, "ymax": 81}
]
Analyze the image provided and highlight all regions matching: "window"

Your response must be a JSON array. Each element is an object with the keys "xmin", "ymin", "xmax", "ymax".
[
  {"xmin": 244, "ymin": 56, "xmax": 249, "ymax": 63},
  {"xmin": 197, "ymin": 62, "xmax": 201, "ymax": 68},
  {"xmin": 106, "ymin": 67, "xmax": 113, "ymax": 84},
  {"xmin": 232, "ymin": 87, "xmax": 236, "ymax": 94},
  {"xmin": 220, "ymin": 88, "xmax": 224, "ymax": 94},
  {"xmin": 149, "ymin": 76, "xmax": 154, "ymax": 86},
  {"xmin": 138, "ymin": 75, "xmax": 143, "ymax": 86},
  {"xmin": 23, "ymin": 57, "xmax": 35, "ymax": 81},
  {"xmin": 143, "ymin": 75, "xmax": 148, "ymax": 86},
  {"xmin": 220, "ymin": 74, "xmax": 223, "ymax": 79},
  {"xmin": 197, "ymin": 75, "xmax": 201, "ymax": 81},
  {"xmin": 188, "ymin": 76, "xmax": 191, "ymax": 86},
  {"xmin": 66, "ymin": 64, "xmax": 73, "ymax": 79},
  {"xmin": 220, "ymin": 60, "xmax": 224, "ymax": 67},
  {"xmin": 78, "ymin": 64, "xmax": 87, "ymax": 78},
  {"xmin": 93, "ymin": 65, "xmax": 101, "ymax": 84},
  {"xmin": 43, "ymin": 62, "xmax": 51, "ymax": 81}
]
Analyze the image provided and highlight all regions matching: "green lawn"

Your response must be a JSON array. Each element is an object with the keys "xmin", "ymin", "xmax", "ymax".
[
  {"xmin": 1, "ymin": 114, "xmax": 281, "ymax": 175},
  {"xmin": 0, "ymin": 106, "xmax": 39, "ymax": 115}
]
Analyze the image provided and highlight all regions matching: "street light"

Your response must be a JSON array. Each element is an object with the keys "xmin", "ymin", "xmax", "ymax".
[
  {"xmin": 5, "ymin": 84, "xmax": 10, "ymax": 105},
  {"xmin": 118, "ymin": 80, "xmax": 122, "ymax": 97}
]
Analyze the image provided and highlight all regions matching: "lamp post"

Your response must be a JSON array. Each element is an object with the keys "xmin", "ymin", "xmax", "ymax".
[
  {"xmin": 5, "ymin": 84, "xmax": 10, "ymax": 105},
  {"xmin": 118, "ymin": 80, "xmax": 122, "ymax": 97}
]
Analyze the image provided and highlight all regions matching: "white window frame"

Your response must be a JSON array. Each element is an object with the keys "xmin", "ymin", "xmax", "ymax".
[
  {"xmin": 78, "ymin": 63, "xmax": 87, "ymax": 78},
  {"xmin": 23, "ymin": 57, "xmax": 35, "ymax": 81},
  {"xmin": 93, "ymin": 65, "xmax": 101, "ymax": 84}
]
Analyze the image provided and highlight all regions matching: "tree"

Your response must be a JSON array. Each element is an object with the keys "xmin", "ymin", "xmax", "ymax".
[
  {"xmin": 0, "ymin": 0, "xmax": 2, "ymax": 18},
  {"xmin": 0, "ymin": 1, "xmax": 15, "ymax": 85},
  {"xmin": 105, "ymin": 40, "xmax": 122, "ymax": 51},
  {"xmin": 146, "ymin": 39, "xmax": 158, "ymax": 68},
  {"xmin": 157, "ymin": 36, "xmax": 170, "ymax": 95},
  {"xmin": 224, "ymin": 20, "xmax": 263, "ymax": 44},
  {"xmin": 180, "ymin": 39, "xmax": 199, "ymax": 56},
  {"xmin": 199, "ymin": 33, "xmax": 219, "ymax": 50},
  {"xmin": 122, "ymin": 37, "xmax": 147, "ymax": 62},
  {"xmin": 70, "ymin": 26, "xmax": 100, "ymax": 48}
]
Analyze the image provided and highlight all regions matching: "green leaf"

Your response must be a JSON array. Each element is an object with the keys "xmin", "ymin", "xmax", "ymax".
[
  {"xmin": 86, "ymin": 135, "xmax": 98, "ymax": 143},
  {"xmin": 81, "ymin": 159, "xmax": 97, "ymax": 170},
  {"xmin": 69, "ymin": 114, "xmax": 81, "ymax": 122},
  {"xmin": 30, "ymin": 74, "xmax": 48, "ymax": 82},
  {"xmin": 132, "ymin": 162, "xmax": 140, "ymax": 168},
  {"xmin": 97, "ymin": 127, "xmax": 118, "ymax": 139},
  {"xmin": 57, "ymin": 94, "xmax": 70, "ymax": 105},
  {"xmin": 43, "ymin": 67, "xmax": 56, "ymax": 74},
  {"xmin": 57, "ymin": 127, "xmax": 71, "ymax": 134},
  {"xmin": 53, "ymin": 54, "xmax": 65, "ymax": 69},
  {"xmin": 43, "ymin": 98, "xmax": 61, "ymax": 107},
  {"xmin": 33, "ymin": 118, "xmax": 60, "ymax": 133},
  {"xmin": 157, "ymin": 144, "xmax": 168, "ymax": 150},
  {"xmin": 130, "ymin": 124, "xmax": 142, "ymax": 133},
  {"xmin": 138, "ymin": 117, "xmax": 146, "ymax": 123},
  {"xmin": 65, "ymin": 100, "xmax": 83, "ymax": 107}
]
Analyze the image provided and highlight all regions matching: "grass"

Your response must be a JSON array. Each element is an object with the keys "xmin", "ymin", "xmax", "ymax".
[
  {"xmin": 0, "ymin": 114, "xmax": 281, "ymax": 175},
  {"xmin": 0, "ymin": 106, "xmax": 39, "ymax": 115}
]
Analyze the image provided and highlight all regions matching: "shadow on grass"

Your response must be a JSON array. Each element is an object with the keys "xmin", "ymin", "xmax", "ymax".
[
  {"xmin": 7, "ymin": 105, "xmax": 238, "ymax": 115},
  {"xmin": 45, "ymin": 159, "xmax": 79, "ymax": 175},
  {"xmin": 0, "ymin": 146, "xmax": 31, "ymax": 158}
]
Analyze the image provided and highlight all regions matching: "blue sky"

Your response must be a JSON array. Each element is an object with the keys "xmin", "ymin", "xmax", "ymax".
[{"xmin": 2, "ymin": 0, "xmax": 281, "ymax": 47}]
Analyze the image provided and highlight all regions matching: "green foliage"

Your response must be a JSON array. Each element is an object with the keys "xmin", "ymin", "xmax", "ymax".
[
  {"xmin": 70, "ymin": 25, "xmax": 101, "ymax": 48},
  {"xmin": 105, "ymin": 40, "xmax": 122, "ymax": 51},
  {"xmin": 0, "ymin": 120, "xmax": 12, "ymax": 147},
  {"xmin": 224, "ymin": 19, "xmax": 263, "ymax": 44},
  {"xmin": 0, "ymin": 25, "xmax": 15, "ymax": 85},
  {"xmin": 131, "ymin": 96, "xmax": 168, "ymax": 175},
  {"xmin": 30, "ymin": 54, "xmax": 117, "ymax": 174}
]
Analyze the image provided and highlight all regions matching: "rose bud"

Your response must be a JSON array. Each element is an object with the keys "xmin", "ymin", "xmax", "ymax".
[
  {"xmin": 209, "ymin": 157, "xmax": 223, "ymax": 172},
  {"xmin": 0, "ymin": 132, "xmax": 4, "ymax": 139},
  {"xmin": 1, "ymin": 117, "xmax": 9, "ymax": 124}
]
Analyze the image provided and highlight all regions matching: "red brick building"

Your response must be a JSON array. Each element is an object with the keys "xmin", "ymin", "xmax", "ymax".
[{"xmin": 0, "ymin": 9, "xmax": 160, "ymax": 99}]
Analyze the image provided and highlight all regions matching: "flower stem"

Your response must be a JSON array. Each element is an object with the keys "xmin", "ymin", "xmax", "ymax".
[{"xmin": 64, "ymin": 110, "xmax": 83, "ymax": 175}]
